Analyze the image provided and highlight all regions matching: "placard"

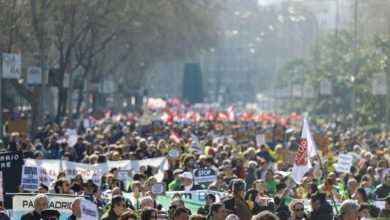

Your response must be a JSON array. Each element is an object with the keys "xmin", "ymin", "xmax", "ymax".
[
  {"xmin": 247, "ymin": 121, "xmax": 257, "ymax": 138},
  {"xmin": 8, "ymin": 120, "xmax": 29, "ymax": 133},
  {"xmin": 80, "ymin": 198, "xmax": 98, "ymax": 220},
  {"xmin": 168, "ymin": 148, "xmax": 181, "ymax": 159},
  {"xmin": 256, "ymin": 134, "xmax": 266, "ymax": 146},
  {"xmin": 21, "ymin": 165, "xmax": 40, "ymax": 191},
  {"xmin": 150, "ymin": 183, "xmax": 166, "ymax": 195},
  {"xmin": 273, "ymin": 125, "xmax": 285, "ymax": 142},
  {"xmin": 284, "ymin": 150, "xmax": 296, "ymax": 165},
  {"xmin": 264, "ymin": 127, "xmax": 273, "ymax": 143},
  {"xmin": 236, "ymin": 127, "xmax": 249, "ymax": 144},
  {"xmin": 2, "ymin": 53, "xmax": 21, "ymax": 79},
  {"xmin": 151, "ymin": 120, "xmax": 163, "ymax": 137},
  {"xmin": 27, "ymin": 66, "xmax": 42, "ymax": 85},
  {"xmin": 193, "ymin": 168, "xmax": 216, "ymax": 185},
  {"xmin": 336, "ymin": 154, "xmax": 352, "ymax": 173},
  {"xmin": 114, "ymin": 170, "xmax": 132, "ymax": 181},
  {"xmin": 313, "ymin": 135, "xmax": 331, "ymax": 151},
  {"xmin": 222, "ymin": 122, "xmax": 232, "ymax": 135},
  {"xmin": 0, "ymin": 152, "xmax": 23, "ymax": 209}
]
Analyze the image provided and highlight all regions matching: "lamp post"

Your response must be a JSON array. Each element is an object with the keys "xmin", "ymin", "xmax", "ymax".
[{"xmin": 0, "ymin": 12, "xmax": 3, "ymax": 139}]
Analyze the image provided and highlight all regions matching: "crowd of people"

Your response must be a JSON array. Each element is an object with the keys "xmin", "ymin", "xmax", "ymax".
[{"xmin": 3, "ymin": 110, "xmax": 390, "ymax": 220}]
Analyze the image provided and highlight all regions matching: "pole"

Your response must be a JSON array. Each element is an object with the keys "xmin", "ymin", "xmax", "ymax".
[
  {"xmin": 0, "ymin": 12, "xmax": 3, "ymax": 140},
  {"xmin": 351, "ymin": 0, "xmax": 358, "ymax": 130},
  {"xmin": 39, "ymin": 0, "xmax": 47, "ymax": 127}
]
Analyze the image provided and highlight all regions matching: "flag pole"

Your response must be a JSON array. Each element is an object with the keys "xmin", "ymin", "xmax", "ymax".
[{"xmin": 317, "ymin": 154, "xmax": 339, "ymax": 214}]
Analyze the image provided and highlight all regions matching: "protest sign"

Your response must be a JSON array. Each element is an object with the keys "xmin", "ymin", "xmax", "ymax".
[
  {"xmin": 2, "ymin": 53, "xmax": 21, "ymax": 79},
  {"xmin": 256, "ymin": 134, "xmax": 266, "ymax": 146},
  {"xmin": 336, "ymin": 154, "xmax": 352, "ymax": 173},
  {"xmin": 273, "ymin": 125, "xmax": 285, "ymax": 142},
  {"xmin": 193, "ymin": 168, "xmax": 216, "ymax": 185},
  {"xmin": 13, "ymin": 194, "xmax": 74, "ymax": 220},
  {"xmin": 236, "ymin": 127, "xmax": 249, "ymax": 144},
  {"xmin": 246, "ymin": 121, "xmax": 257, "ymax": 139},
  {"xmin": 114, "ymin": 170, "xmax": 132, "ymax": 181},
  {"xmin": 7, "ymin": 120, "xmax": 29, "ymax": 134},
  {"xmin": 222, "ymin": 122, "xmax": 232, "ymax": 135},
  {"xmin": 168, "ymin": 148, "xmax": 181, "ymax": 159},
  {"xmin": 21, "ymin": 165, "xmax": 40, "ymax": 191},
  {"xmin": 80, "ymin": 199, "xmax": 98, "ymax": 220},
  {"xmin": 284, "ymin": 150, "xmax": 296, "ymax": 165},
  {"xmin": 0, "ymin": 152, "xmax": 23, "ymax": 209},
  {"xmin": 264, "ymin": 127, "xmax": 273, "ymax": 143},
  {"xmin": 313, "ymin": 135, "xmax": 331, "ymax": 152},
  {"xmin": 25, "ymin": 157, "xmax": 168, "ymax": 187},
  {"xmin": 151, "ymin": 183, "xmax": 166, "ymax": 196},
  {"xmin": 151, "ymin": 120, "xmax": 163, "ymax": 137}
]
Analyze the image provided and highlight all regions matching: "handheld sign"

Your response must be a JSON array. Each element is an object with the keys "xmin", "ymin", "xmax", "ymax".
[
  {"xmin": 21, "ymin": 165, "xmax": 40, "ymax": 191},
  {"xmin": 114, "ymin": 170, "xmax": 132, "ymax": 181},
  {"xmin": 168, "ymin": 148, "xmax": 181, "ymax": 159},
  {"xmin": 193, "ymin": 168, "xmax": 216, "ymax": 185},
  {"xmin": 256, "ymin": 134, "xmax": 266, "ymax": 146},
  {"xmin": 247, "ymin": 121, "xmax": 257, "ymax": 139},
  {"xmin": 80, "ymin": 198, "xmax": 98, "ymax": 220},
  {"xmin": 313, "ymin": 135, "xmax": 331, "ymax": 152},
  {"xmin": 236, "ymin": 127, "xmax": 249, "ymax": 144},
  {"xmin": 336, "ymin": 154, "xmax": 353, "ymax": 173},
  {"xmin": 152, "ymin": 120, "xmax": 163, "ymax": 137},
  {"xmin": 283, "ymin": 150, "xmax": 296, "ymax": 165},
  {"xmin": 151, "ymin": 183, "xmax": 166, "ymax": 196}
]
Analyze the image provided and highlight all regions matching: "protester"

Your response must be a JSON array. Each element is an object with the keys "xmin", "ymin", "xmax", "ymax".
[
  {"xmin": 176, "ymin": 172, "xmax": 203, "ymax": 191},
  {"xmin": 232, "ymin": 179, "xmax": 251, "ymax": 220},
  {"xmin": 119, "ymin": 211, "xmax": 137, "ymax": 220},
  {"xmin": 197, "ymin": 194, "xmax": 215, "ymax": 216},
  {"xmin": 101, "ymin": 195, "xmax": 127, "ymax": 220},
  {"xmin": 174, "ymin": 207, "xmax": 190, "ymax": 220},
  {"xmin": 20, "ymin": 194, "xmax": 49, "ymax": 220},
  {"xmin": 307, "ymin": 192, "xmax": 334, "ymax": 220},
  {"xmin": 208, "ymin": 203, "xmax": 227, "ymax": 220},
  {"xmin": 288, "ymin": 200, "xmax": 307, "ymax": 220},
  {"xmin": 68, "ymin": 197, "xmax": 85, "ymax": 220},
  {"xmin": 335, "ymin": 200, "xmax": 360, "ymax": 220},
  {"xmin": 140, "ymin": 207, "xmax": 158, "ymax": 220}
]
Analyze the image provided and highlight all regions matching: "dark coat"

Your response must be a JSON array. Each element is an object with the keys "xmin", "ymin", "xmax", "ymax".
[
  {"xmin": 245, "ymin": 167, "xmax": 257, "ymax": 190},
  {"xmin": 100, "ymin": 209, "xmax": 120, "ymax": 220},
  {"xmin": 308, "ymin": 202, "xmax": 334, "ymax": 220},
  {"xmin": 67, "ymin": 214, "xmax": 76, "ymax": 220},
  {"xmin": 232, "ymin": 191, "xmax": 252, "ymax": 220},
  {"xmin": 20, "ymin": 210, "xmax": 41, "ymax": 220}
]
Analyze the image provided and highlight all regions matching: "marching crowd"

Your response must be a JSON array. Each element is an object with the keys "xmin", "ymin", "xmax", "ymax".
[{"xmin": 3, "ymin": 111, "xmax": 390, "ymax": 220}]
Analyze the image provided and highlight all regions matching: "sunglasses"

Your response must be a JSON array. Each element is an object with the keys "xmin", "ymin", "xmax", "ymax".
[
  {"xmin": 295, "ymin": 208, "xmax": 304, "ymax": 212},
  {"xmin": 44, "ymin": 218, "xmax": 58, "ymax": 220}
]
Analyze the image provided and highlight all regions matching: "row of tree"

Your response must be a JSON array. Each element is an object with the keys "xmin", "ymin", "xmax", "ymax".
[{"xmin": 1, "ymin": 0, "xmax": 221, "ymax": 135}]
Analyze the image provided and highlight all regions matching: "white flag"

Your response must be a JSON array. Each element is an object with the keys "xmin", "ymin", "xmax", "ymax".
[{"xmin": 291, "ymin": 119, "xmax": 319, "ymax": 184}]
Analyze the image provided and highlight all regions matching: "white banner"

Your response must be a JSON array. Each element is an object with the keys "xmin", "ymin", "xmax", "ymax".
[
  {"xmin": 320, "ymin": 80, "xmax": 332, "ymax": 95},
  {"xmin": 372, "ymin": 72, "xmax": 387, "ymax": 95},
  {"xmin": 2, "ymin": 53, "xmax": 21, "ymax": 79},
  {"xmin": 27, "ymin": 66, "xmax": 42, "ymax": 85},
  {"xmin": 165, "ymin": 190, "xmax": 228, "ymax": 202},
  {"xmin": 21, "ymin": 165, "xmax": 40, "ymax": 191},
  {"xmin": 336, "ymin": 154, "xmax": 353, "ymax": 173},
  {"xmin": 13, "ymin": 195, "xmax": 74, "ymax": 220},
  {"xmin": 25, "ymin": 157, "xmax": 168, "ymax": 186}
]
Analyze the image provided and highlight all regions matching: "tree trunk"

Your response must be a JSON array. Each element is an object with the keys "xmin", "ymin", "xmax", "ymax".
[{"xmin": 76, "ymin": 89, "xmax": 84, "ymax": 117}]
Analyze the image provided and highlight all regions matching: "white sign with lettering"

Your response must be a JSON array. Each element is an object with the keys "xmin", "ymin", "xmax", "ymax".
[
  {"xmin": 336, "ymin": 154, "xmax": 352, "ymax": 173},
  {"xmin": 80, "ymin": 199, "xmax": 98, "ymax": 220},
  {"xmin": 3, "ymin": 53, "xmax": 21, "ymax": 78},
  {"xmin": 21, "ymin": 165, "xmax": 40, "ymax": 191}
]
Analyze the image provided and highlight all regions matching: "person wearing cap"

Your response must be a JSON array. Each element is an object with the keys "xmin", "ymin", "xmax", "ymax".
[
  {"xmin": 273, "ymin": 196, "xmax": 290, "ymax": 220},
  {"xmin": 21, "ymin": 194, "xmax": 49, "ymax": 220},
  {"xmin": 81, "ymin": 179, "xmax": 98, "ymax": 204},
  {"xmin": 176, "ymin": 172, "xmax": 203, "ymax": 191},
  {"xmin": 40, "ymin": 209, "xmax": 60, "ymax": 220},
  {"xmin": 169, "ymin": 169, "xmax": 183, "ymax": 191}
]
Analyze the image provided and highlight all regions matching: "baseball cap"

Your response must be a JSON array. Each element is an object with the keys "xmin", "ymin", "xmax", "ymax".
[{"xmin": 178, "ymin": 172, "xmax": 193, "ymax": 180}]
